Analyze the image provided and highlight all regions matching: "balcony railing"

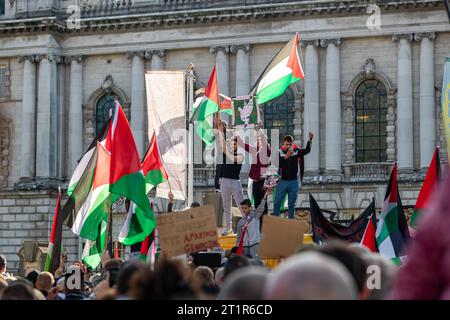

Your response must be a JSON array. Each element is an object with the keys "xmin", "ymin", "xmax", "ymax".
[
  {"xmin": 343, "ymin": 162, "xmax": 394, "ymax": 182},
  {"xmin": 193, "ymin": 167, "xmax": 215, "ymax": 188}
]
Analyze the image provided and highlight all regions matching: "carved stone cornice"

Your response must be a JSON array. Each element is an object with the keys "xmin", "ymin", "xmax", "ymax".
[
  {"xmin": 300, "ymin": 39, "xmax": 320, "ymax": 48},
  {"xmin": 229, "ymin": 44, "xmax": 251, "ymax": 54},
  {"xmin": 319, "ymin": 38, "xmax": 342, "ymax": 48},
  {"xmin": 392, "ymin": 33, "xmax": 414, "ymax": 42},
  {"xmin": 0, "ymin": 1, "xmax": 445, "ymax": 35},
  {"xmin": 413, "ymin": 32, "xmax": 436, "ymax": 41},
  {"xmin": 209, "ymin": 46, "xmax": 230, "ymax": 55}
]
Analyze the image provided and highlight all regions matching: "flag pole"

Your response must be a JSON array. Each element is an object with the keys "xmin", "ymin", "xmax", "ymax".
[{"xmin": 187, "ymin": 64, "xmax": 194, "ymax": 207}]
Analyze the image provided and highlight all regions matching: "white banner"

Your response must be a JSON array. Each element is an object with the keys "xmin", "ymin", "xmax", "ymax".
[{"xmin": 146, "ymin": 71, "xmax": 187, "ymax": 201}]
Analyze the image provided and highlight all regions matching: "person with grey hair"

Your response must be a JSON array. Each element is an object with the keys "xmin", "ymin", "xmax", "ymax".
[
  {"xmin": 218, "ymin": 266, "xmax": 268, "ymax": 300},
  {"xmin": 360, "ymin": 253, "xmax": 397, "ymax": 300},
  {"xmin": 264, "ymin": 252, "xmax": 358, "ymax": 300},
  {"xmin": 214, "ymin": 267, "xmax": 225, "ymax": 288}
]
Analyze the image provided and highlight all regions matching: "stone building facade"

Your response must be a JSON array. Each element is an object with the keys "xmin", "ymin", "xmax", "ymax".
[{"xmin": 0, "ymin": 0, "xmax": 449, "ymax": 271}]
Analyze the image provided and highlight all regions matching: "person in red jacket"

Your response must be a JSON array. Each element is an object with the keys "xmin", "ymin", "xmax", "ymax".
[{"xmin": 391, "ymin": 170, "xmax": 450, "ymax": 300}]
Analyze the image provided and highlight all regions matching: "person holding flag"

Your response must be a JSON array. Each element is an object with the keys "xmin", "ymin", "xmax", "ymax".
[{"xmin": 216, "ymin": 120, "xmax": 245, "ymax": 236}]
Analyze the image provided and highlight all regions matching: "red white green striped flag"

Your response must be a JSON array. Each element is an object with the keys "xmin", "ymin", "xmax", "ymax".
[
  {"xmin": 44, "ymin": 188, "xmax": 63, "ymax": 274},
  {"xmin": 360, "ymin": 212, "xmax": 378, "ymax": 253},
  {"xmin": 375, "ymin": 163, "xmax": 411, "ymax": 264},
  {"xmin": 119, "ymin": 131, "xmax": 168, "ymax": 245},
  {"xmin": 251, "ymin": 33, "xmax": 304, "ymax": 105},
  {"xmin": 107, "ymin": 101, "xmax": 152, "ymax": 214},
  {"xmin": 410, "ymin": 146, "xmax": 441, "ymax": 228},
  {"xmin": 191, "ymin": 65, "xmax": 221, "ymax": 123}
]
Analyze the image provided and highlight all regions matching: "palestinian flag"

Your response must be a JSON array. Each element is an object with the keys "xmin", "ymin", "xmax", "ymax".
[
  {"xmin": 118, "ymin": 132, "xmax": 167, "ymax": 245},
  {"xmin": 360, "ymin": 211, "xmax": 379, "ymax": 253},
  {"xmin": 375, "ymin": 164, "xmax": 411, "ymax": 264},
  {"xmin": 82, "ymin": 220, "xmax": 107, "ymax": 269},
  {"xmin": 70, "ymin": 142, "xmax": 117, "ymax": 240},
  {"xmin": 67, "ymin": 120, "xmax": 110, "ymax": 196},
  {"xmin": 190, "ymin": 66, "xmax": 221, "ymax": 123},
  {"xmin": 220, "ymin": 93, "xmax": 233, "ymax": 115},
  {"xmin": 61, "ymin": 120, "xmax": 114, "ymax": 239},
  {"xmin": 250, "ymin": 33, "xmax": 304, "ymax": 105},
  {"xmin": 139, "ymin": 230, "xmax": 156, "ymax": 263},
  {"xmin": 107, "ymin": 101, "xmax": 151, "ymax": 214},
  {"xmin": 310, "ymin": 194, "xmax": 375, "ymax": 244},
  {"xmin": 410, "ymin": 147, "xmax": 441, "ymax": 228},
  {"xmin": 44, "ymin": 188, "xmax": 63, "ymax": 274}
]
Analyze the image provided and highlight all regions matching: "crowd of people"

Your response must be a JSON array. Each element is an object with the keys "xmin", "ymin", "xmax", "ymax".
[{"xmin": 0, "ymin": 240, "xmax": 401, "ymax": 300}]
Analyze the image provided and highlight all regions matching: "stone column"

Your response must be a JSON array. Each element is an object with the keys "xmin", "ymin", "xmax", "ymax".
[
  {"xmin": 231, "ymin": 44, "xmax": 251, "ymax": 96},
  {"xmin": 66, "ymin": 55, "xmax": 85, "ymax": 175},
  {"xmin": 393, "ymin": 34, "xmax": 414, "ymax": 172},
  {"xmin": 321, "ymin": 38, "xmax": 343, "ymax": 176},
  {"xmin": 35, "ymin": 53, "xmax": 60, "ymax": 179},
  {"xmin": 301, "ymin": 40, "xmax": 320, "ymax": 175},
  {"xmin": 150, "ymin": 50, "xmax": 165, "ymax": 70},
  {"xmin": 128, "ymin": 51, "xmax": 148, "ymax": 157},
  {"xmin": 210, "ymin": 46, "xmax": 230, "ymax": 96},
  {"xmin": 415, "ymin": 32, "xmax": 436, "ymax": 170},
  {"xmin": 18, "ymin": 55, "xmax": 37, "ymax": 180}
]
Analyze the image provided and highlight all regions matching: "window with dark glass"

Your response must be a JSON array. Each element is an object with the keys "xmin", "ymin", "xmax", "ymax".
[
  {"xmin": 0, "ymin": 0, "xmax": 4, "ymax": 16},
  {"xmin": 355, "ymin": 80, "xmax": 387, "ymax": 162},
  {"xmin": 262, "ymin": 88, "xmax": 295, "ymax": 145},
  {"xmin": 96, "ymin": 95, "xmax": 124, "ymax": 134}
]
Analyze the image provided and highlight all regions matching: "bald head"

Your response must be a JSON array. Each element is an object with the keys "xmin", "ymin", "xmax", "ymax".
[
  {"xmin": 264, "ymin": 252, "xmax": 358, "ymax": 300},
  {"xmin": 218, "ymin": 266, "xmax": 268, "ymax": 300}
]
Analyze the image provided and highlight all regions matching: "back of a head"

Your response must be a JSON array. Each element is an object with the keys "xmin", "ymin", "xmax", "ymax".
[
  {"xmin": 214, "ymin": 267, "xmax": 225, "ymax": 287},
  {"xmin": 190, "ymin": 202, "xmax": 201, "ymax": 208},
  {"xmin": 2, "ymin": 281, "xmax": 36, "ymax": 300},
  {"xmin": 36, "ymin": 272, "xmax": 54, "ymax": 291},
  {"xmin": 224, "ymin": 256, "xmax": 250, "ymax": 279},
  {"xmin": 218, "ymin": 266, "xmax": 268, "ymax": 300},
  {"xmin": 117, "ymin": 260, "xmax": 145, "ymax": 296},
  {"xmin": 25, "ymin": 269, "xmax": 40, "ymax": 288},
  {"xmin": 193, "ymin": 266, "xmax": 215, "ymax": 287},
  {"xmin": 361, "ymin": 253, "xmax": 397, "ymax": 300},
  {"xmin": 0, "ymin": 254, "xmax": 6, "ymax": 272},
  {"xmin": 318, "ymin": 241, "xmax": 368, "ymax": 295},
  {"xmin": 264, "ymin": 252, "xmax": 358, "ymax": 300},
  {"xmin": 103, "ymin": 258, "xmax": 123, "ymax": 272}
]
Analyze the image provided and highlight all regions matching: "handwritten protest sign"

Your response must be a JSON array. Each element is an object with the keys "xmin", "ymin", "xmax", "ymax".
[
  {"xmin": 156, "ymin": 205, "xmax": 219, "ymax": 257},
  {"xmin": 259, "ymin": 215, "xmax": 308, "ymax": 259}
]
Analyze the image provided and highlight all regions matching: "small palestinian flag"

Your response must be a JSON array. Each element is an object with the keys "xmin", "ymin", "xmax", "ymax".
[
  {"xmin": 190, "ymin": 66, "xmax": 221, "ymax": 123},
  {"xmin": 360, "ymin": 210, "xmax": 379, "ymax": 253},
  {"xmin": 250, "ymin": 33, "xmax": 304, "ymax": 104},
  {"xmin": 375, "ymin": 163, "xmax": 411, "ymax": 264},
  {"xmin": 119, "ymin": 131, "xmax": 167, "ymax": 245},
  {"xmin": 410, "ymin": 147, "xmax": 441, "ymax": 228},
  {"xmin": 44, "ymin": 188, "xmax": 63, "ymax": 274}
]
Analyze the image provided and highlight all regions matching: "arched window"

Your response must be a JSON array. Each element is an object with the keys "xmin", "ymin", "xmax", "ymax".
[
  {"xmin": 262, "ymin": 88, "xmax": 295, "ymax": 145},
  {"xmin": 95, "ymin": 95, "xmax": 124, "ymax": 134},
  {"xmin": 355, "ymin": 80, "xmax": 387, "ymax": 162}
]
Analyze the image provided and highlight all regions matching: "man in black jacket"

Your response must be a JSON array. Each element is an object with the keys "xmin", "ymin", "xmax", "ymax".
[{"xmin": 273, "ymin": 132, "xmax": 313, "ymax": 219}]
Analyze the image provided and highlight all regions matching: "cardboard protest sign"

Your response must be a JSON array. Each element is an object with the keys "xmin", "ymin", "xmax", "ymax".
[
  {"xmin": 259, "ymin": 215, "xmax": 308, "ymax": 259},
  {"xmin": 156, "ymin": 205, "xmax": 219, "ymax": 257}
]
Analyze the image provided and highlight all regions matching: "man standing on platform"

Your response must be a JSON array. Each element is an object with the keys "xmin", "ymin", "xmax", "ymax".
[
  {"xmin": 237, "ymin": 122, "xmax": 271, "ymax": 227},
  {"xmin": 273, "ymin": 132, "xmax": 314, "ymax": 219},
  {"xmin": 216, "ymin": 121, "xmax": 244, "ymax": 236}
]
